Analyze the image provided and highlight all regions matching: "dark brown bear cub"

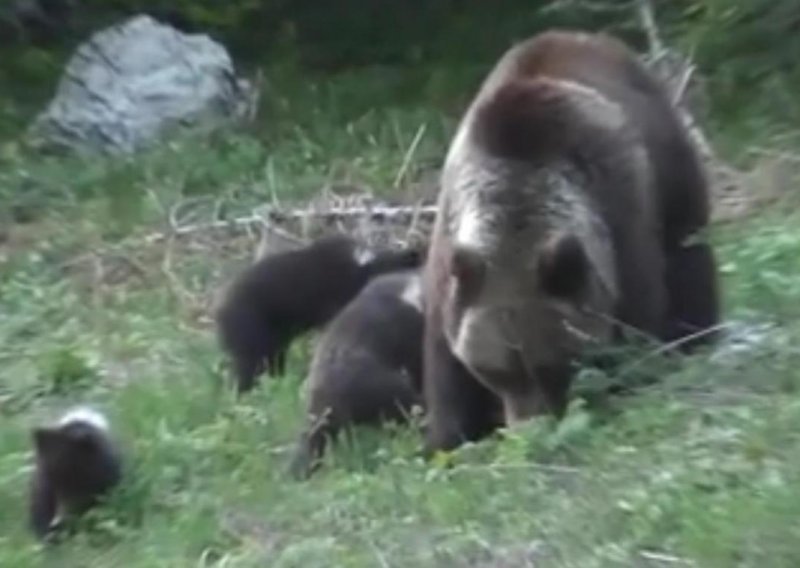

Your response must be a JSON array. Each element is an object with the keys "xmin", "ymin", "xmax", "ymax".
[
  {"xmin": 289, "ymin": 270, "xmax": 424, "ymax": 479},
  {"xmin": 422, "ymin": 29, "xmax": 720, "ymax": 453},
  {"xmin": 216, "ymin": 234, "xmax": 422, "ymax": 394},
  {"xmin": 29, "ymin": 407, "xmax": 123, "ymax": 541}
]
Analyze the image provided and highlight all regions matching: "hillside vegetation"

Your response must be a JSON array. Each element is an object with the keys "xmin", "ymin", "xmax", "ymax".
[{"xmin": 1, "ymin": 2, "xmax": 799, "ymax": 566}]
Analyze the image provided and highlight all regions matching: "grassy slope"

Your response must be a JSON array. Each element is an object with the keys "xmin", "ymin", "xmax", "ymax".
[{"xmin": 1, "ymin": 63, "xmax": 800, "ymax": 568}]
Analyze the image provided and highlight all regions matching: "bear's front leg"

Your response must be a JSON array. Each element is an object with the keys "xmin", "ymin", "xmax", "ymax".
[{"xmin": 422, "ymin": 327, "xmax": 501, "ymax": 454}]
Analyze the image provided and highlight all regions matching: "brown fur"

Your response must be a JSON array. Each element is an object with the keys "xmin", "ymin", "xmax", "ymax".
[
  {"xmin": 216, "ymin": 235, "xmax": 423, "ymax": 394},
  {"xmin": 289, "ymin": 271, "xmax": 424, "ymax": 479},
  {"xmin": 422, "ymin": 30, "xmax": 720, "ymax": 452}
]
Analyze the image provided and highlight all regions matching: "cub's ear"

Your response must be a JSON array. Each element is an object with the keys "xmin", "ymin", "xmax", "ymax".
[
  {"xmin": 538, "ymin": 233, "xmax": 589, "ymax": 300},
  {"xmin": 451, "ymin": 246, "xmax": 485, "ymax": 300}
]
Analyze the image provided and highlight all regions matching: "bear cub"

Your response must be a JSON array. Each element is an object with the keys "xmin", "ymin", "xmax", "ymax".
[
  {"xmin": 289, "ymin": 270, "xmax": 424, "ymax": 479},
  {"xmin": 216, "ymin": 234, "xmax": 423, "ymax": 394},
  {"xmin": 29, "ymin": 406, "xmax": 123, "ymax": 541}
]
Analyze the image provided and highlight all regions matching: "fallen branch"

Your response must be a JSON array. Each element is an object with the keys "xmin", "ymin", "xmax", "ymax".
[
  {"xmin": 146, "ymin": 203, "xmax": 438, "ymax": 242},
  {"xmin": 253, "ymin": 203, "xmax": 438, "ymax": 224}
]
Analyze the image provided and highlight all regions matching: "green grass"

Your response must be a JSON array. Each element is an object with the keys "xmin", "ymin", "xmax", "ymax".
[{"xmin": 2, "ymin": 62, "xmax": 800, "ymax": 567}]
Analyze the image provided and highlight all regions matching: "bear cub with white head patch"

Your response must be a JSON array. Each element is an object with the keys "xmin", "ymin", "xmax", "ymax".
[
  {"xmin": 216, "ymin": 234, "xmax": 423, "ymax": 394},
  {"xmin": 290, "ymin": 270, "xmax": 424, "ymax": 479},
  {"xmin": 422, "ymin": 30, "xmax": 720, "ymax": 452},
  {"xmin": 29, "ymin": 406, "xmax": 123, "ymax": 541}
]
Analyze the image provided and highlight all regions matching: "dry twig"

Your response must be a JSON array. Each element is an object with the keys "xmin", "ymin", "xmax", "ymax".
[
  {"xmin": 393, "ymin": 123, "xmax": 428, "ymax": 189},
  {"xmin": 639, "ymin": 550, "xmax": 695, "ymax": 566}
]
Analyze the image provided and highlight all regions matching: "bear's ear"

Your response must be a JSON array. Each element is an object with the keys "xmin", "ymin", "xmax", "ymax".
[
  {"xmin": 451, "ymin": 246, "xmax": 485, "ymax": 301},
  {"xmin": 537, "ymin": 233, "xmax": 588, "ymax": 300}
]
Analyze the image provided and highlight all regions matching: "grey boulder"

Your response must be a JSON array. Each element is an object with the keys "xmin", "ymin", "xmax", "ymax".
[{"xmin": 28, "ymin": 14, "xmax": 252, "ymax": 154}]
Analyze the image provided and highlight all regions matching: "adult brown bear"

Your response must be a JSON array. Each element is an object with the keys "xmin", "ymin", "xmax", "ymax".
[{"xmin": 422, "ymin": 30, "xmax": 720, "ymax": 452}]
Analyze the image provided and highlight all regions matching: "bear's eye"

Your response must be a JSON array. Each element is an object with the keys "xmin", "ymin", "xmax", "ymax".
[{"xmin": 537, "ymin": 233, "xmax": 588, "ymax": 300}]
